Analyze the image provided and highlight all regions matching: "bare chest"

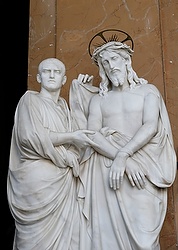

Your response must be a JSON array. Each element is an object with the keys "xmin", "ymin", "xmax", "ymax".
[
  {"xmin": 101, "ymin": 91, "xmax": 144, "ymax": 114},
  {"xmin": 100, "ymin": 91, "xmax": 144, "ymax": 133}
]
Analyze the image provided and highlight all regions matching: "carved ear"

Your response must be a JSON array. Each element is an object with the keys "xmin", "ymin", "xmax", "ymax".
[
  {"xmin": 62, "ymin": 75, "xmax": 67, "ymax": 85},
  {"xmin": 36, "ymin": 74, "xmax": 41, "ymax": 83}
]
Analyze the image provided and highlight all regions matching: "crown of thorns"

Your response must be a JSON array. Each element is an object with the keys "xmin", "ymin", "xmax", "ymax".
[{"xmin": 88, "ymin": 29, "xmax": 134, "ymax": 65}]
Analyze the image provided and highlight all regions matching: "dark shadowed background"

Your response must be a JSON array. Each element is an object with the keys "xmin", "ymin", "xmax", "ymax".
[{"xmin": 4, "ymin": 1, "xmax": 29, "ymax": 248}]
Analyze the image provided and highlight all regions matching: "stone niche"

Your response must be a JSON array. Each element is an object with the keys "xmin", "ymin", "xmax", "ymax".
[{"xmin": 28, "ymin": 1, "xmax": 178, "ymax": 249}]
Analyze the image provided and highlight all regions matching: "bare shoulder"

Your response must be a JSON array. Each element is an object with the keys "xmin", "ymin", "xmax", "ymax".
[
  {"xmin": 134, "ymin": 83, "xmax": 160, "ymax": 97},
  {"xmin": 88, "ymin": 93, "xmax": 104, "ymax": 114},
  {"xmin": 90, "ymin": 93, "xmax": 102, "ymax": 104}
]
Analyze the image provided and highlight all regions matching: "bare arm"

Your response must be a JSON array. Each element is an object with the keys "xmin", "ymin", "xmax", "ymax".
[
  {"xmin": 49, "ymin": 129, "xmax": 100, "ymax": 176},
  {"xmin": 110, "ymin": 92, "xmax": 160, "ymax": 190},
  {"xmin": 49, "ymin": 130, "xmax": 98, "ymax": 149},
  {"xmin": 87, "ymin": 95, "xmax": 118, "ymax": 159},
  {"xmin": 119, "ymin": 92, "xmax": 159, "ymax": 155}
]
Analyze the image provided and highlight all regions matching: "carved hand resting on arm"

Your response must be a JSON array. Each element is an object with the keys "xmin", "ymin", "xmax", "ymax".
[
  {"xmin": 109, "ymin": 92, "xmax": 159, "ymax": 190},
  {"xmin": 50, "ymin": 129, "xmax": 99, "ymax": 149}
]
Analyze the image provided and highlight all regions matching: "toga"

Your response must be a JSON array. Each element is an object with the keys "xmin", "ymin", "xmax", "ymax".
[{"xmin": 7, "ymin": 91, "xmax": 80, "ymax": 250}]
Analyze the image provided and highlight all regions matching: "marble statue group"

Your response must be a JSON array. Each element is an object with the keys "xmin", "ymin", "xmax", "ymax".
[{"xmin": 7, "ymin": 31, "xmax": 177, "ymax": 250}]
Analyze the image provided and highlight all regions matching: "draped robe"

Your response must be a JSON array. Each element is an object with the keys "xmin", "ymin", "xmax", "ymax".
[
  {"xmin": 7, "ymin": 91, "xmax": 80, "ymax": 250},
  {"xmin": 70, "ymin": 81, "xmax": 177, "ymax": 250}
]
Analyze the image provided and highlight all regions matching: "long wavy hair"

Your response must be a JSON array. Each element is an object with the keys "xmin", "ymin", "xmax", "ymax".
[{"xmin": 92, "ymin": 42, "xmax": 148, "ymax": 96}]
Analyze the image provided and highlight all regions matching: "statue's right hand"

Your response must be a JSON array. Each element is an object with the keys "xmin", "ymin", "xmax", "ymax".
[
  {"xmin": 77, "ymin": 74, "xmax": 94, "ymax": 85},
  {"xmin": 72, "ymin": 130, "xmax": 99, "ymax": 149},
  {"xmin": 109, "ymin": 151, "xmax": 128, "ymax": 190}
]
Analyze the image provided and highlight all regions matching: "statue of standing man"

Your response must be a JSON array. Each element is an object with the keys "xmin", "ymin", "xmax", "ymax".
[{"xmin": 70, "ymin": 30, "xmax": 177, "ymax": 250}]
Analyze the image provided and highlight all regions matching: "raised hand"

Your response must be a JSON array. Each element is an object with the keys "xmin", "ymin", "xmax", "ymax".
[{"xmin": 77, "ymin": 74, "xmax": 94, "ymax": 84}]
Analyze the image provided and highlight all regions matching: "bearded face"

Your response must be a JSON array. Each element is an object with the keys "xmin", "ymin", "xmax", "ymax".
[{"xmin": 99, "ymin": 50, "xmax": 127, "ymax": 87}]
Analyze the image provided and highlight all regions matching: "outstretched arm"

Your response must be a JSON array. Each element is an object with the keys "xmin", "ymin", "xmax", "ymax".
[{"xmin": 49, "ymin": 130, "xmax": 99, "ymax": 149}]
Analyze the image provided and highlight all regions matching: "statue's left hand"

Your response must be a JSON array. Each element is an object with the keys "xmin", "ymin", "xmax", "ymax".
[
  {"xmin": 65, "ymin": 151, "xmax": 80, "ymax": 177},
  {"xmin": 125, "ymin": 157, "xmax": 147, "ymax": 189}
]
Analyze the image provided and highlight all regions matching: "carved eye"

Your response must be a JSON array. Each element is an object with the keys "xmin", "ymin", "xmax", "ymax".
[
  {"xmin": 112, "ymin": 56, "xmax": 118, "ymax": 60},
  {"xmin": 102, "ymin": 60, "xmax": 109, "ymax": 66},
  {"xmin": 42, "ymin": 69, "xmax": 50, "ymax": 73}
]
